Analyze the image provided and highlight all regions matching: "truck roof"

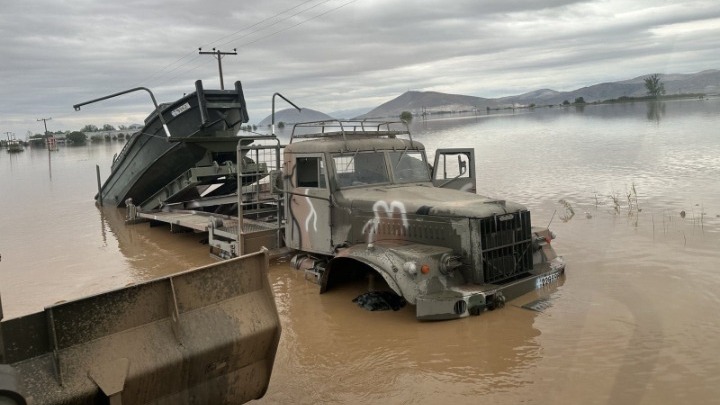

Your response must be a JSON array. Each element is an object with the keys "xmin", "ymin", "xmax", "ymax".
[
  {"xmin": 284, "ymin": 136, "xmax": 423, "ymax": 154},
  {"xmin": 285, "ymin": 120, "xmax": 421, "ymax": 154}
]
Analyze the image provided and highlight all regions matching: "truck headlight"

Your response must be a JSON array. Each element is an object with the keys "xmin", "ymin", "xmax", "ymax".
[{"xmin": 403, "ymin": 261, "xmax": 417, "ymax": 276}]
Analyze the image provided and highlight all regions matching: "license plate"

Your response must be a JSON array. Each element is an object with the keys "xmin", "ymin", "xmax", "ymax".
[{"xmin": 536, "ymin": 271, "xmax": 561, "ymax": 289}]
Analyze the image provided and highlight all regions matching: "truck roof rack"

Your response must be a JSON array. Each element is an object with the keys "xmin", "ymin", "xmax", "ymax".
[{"xmin": 289, "ymin": 120, "xmax": 413, "ymax": 146}]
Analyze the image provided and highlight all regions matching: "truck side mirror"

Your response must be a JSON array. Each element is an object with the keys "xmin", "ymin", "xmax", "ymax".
[{"xmin": 458, "ymin": 155, "xmax": 467, "ymax": 175}]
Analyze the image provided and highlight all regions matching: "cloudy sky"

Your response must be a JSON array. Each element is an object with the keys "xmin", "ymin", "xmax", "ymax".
[{"xmin": 1, "ymin": 0, "xmax": 719, "ymax": 136}]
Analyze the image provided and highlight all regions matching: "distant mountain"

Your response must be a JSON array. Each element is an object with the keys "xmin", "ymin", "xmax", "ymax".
[
  {"xmin": 255, "ymin": 70, "xmax": 718, "ymax": 123},
  {"xmin": 499, "ymin": 70, "xmax": 720, "ymax": 105},
  {"xmin": 358, "ymin": 70, "xmax": 720, "ymax": 119},
  {"xmin": 258, "ymin": 108, "xmax": 334, "ymax": 127},
  {"xmin": 329, "ymin": 107, "xmax": 372, "ymax": 119},
  {"xmin": 358, "ymin": 91, "xmax": 498, "ymax": 119}
]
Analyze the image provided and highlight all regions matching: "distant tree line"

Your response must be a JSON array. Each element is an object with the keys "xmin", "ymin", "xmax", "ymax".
[
  {"xmin": 562, "ymin": 97, "xmax": 587, "ymax": 105},
  {"xmin": 66, "ymin": 131, "xmax": 87, "ymax": 145},
  {"xmin": 555, "ymin": 75, "xmax": 705, "ymax": 107},
  {"xmin": 80, "ymin": 124, "xmax": 127, "ymax": 132}
]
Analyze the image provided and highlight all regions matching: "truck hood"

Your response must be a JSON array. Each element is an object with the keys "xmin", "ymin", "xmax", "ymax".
[{"xmin": 339, "ymin": 184, "xmax": 527, "ymax": 218}]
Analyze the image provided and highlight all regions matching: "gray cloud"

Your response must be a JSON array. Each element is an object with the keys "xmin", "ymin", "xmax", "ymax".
[{"xmin": 1, "ymin": 0, "xmax": 718, "ymax": 135}]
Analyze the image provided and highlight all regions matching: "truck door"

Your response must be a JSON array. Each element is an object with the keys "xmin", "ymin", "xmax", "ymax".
[
  {"xmin": 286, "ymin": 154, "xmax": 333, "ymax": 254},
  {"xmin": 432, "ymin": 148, "xmax": 477, "ymax": 193}
]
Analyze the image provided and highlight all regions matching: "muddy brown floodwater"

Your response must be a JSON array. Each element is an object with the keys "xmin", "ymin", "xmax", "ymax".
[
  {"xmin": 2, "ymin": 98, "xmax": 720, "ymax": 403},
  {"xmin": 258, "ymin": 212, "xmax": 720, "ymax": 404}
]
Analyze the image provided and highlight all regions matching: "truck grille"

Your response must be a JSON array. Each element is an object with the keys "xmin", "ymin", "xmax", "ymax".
[{"xmin": 478, "ymin": 211, "xmax": 533, "ymax": 284}]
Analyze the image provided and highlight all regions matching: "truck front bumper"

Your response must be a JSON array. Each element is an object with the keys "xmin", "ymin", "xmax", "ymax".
[{"xmin": 415, "ymin": 257, "xmax": 566, "ymax": 321}]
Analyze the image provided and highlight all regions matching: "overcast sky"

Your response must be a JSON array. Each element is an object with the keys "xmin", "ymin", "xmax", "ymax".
[{"xmin": 1, "ymin": 0, "xmax": 719, "ymax": 136}]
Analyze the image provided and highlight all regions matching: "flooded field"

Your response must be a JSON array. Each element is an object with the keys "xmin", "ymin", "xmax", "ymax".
[{"xmin": 2, "ymin": 98, "xmax": 720, "ymax": 403}]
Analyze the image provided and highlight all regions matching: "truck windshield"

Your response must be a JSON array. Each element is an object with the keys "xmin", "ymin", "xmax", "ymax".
[
  {"xmin": 332, "ymin": 152, "xmax": 390, "ymax": 188},
  {"xmin": 389, "ymin": 151, "xmax": 431, "ymax": 183}
]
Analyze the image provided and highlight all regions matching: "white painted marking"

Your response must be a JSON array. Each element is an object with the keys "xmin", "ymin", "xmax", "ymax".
[
  {"xmin": 304, "ymin": 189, "xmax": 318, "ymax": 232},
  {"xmin": 362, "ymin": 200, "xmax": 409, "ymax": 242}
]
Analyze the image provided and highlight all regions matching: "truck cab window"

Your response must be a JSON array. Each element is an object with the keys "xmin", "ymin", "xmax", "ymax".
[
  {"xmin": 333, "ymin": 152, "xmax": 389, "ymax": 187},
  {"xmin": 434, "ymin": 152, "xmax": 471, "ymax": 180},
  {"xmin": 297, "ymin": 156, "xmax": 327, "ymax": 188},
  {"xmin": 389, "ymin": 150, "xmax": 430, "ymax": 183}
]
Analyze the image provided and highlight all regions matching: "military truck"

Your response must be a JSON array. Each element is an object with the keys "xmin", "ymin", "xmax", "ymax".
[
  {"xmin": 278, "ymin": 120, "xmax": 565, "ymax": 320},
  {"xmin": 119, "ymin": 118, "xmax": 565, "ymax": 321}
]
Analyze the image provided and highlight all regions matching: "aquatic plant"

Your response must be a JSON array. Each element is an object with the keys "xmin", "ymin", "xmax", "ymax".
[
  {"xmin": 626, "ymin": 182, "xmax": 640, "ymax": 214},
  {"xmin": 558, "ymin": 199, "xmax": 575, "ymax": 222},
  {"xmin": 608, "ymin": 192, "xmax": 621, "ymax": 214}
]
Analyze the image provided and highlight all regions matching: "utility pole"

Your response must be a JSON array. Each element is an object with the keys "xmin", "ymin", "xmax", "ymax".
[
  {"xmin": 37, "ymin": 117, "xmax": 52, "ymax": 135},
  {"xmin": 198, "ymin": 48, "xmax": 237, "ymax": 90}
]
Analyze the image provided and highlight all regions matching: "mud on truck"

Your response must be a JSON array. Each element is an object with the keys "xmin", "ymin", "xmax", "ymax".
[{"xmin": 277, "ymin": 121, "xmax": 565, "ymax": 320}]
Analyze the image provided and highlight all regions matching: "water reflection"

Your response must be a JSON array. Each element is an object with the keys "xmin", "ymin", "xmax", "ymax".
[
  {"xmin": 98, "ymin": 206, "xmax": 213, "ymax": 280},
  {"xmin": 412, "ymin": 110, "xmax": 534, "ymax": 136},
  {"xmin": 98, "ymin": 204, "xmax": 108, "ymax": 247},
  {"xmin": 646, "ymin": 100, "xmax": 666, "ymax": 122},
  {"xmin": 259, "ymin": 264, "xmax": 553, "ymax": 404},
  {"xmin": 47, "ymin": 149, "xmax": 53, "ymax": 180}
]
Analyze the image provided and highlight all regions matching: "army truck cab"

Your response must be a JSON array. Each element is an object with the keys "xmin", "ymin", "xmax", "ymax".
[{"xmin": 281, "ymin": 120, "xmax": 565, "ymax": 320}]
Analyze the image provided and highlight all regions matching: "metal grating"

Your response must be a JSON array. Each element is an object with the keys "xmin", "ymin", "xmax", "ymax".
[
  {"xmin": 236, "ymin": 136, "xmax": 284, "ymax": 255},
  {"xmin": 479, "ymin": 210, "xmax": 533, "ymax": 284}
]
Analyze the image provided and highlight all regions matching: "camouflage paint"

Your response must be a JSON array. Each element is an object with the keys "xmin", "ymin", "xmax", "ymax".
[{"xmin": 283, "ymin": 133, "xmax": 565, "ymax": 320}]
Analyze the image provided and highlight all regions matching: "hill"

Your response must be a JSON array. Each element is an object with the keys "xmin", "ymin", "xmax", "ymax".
[
  {"xmin": 358, "ymin": 91, "xmax": 498, "ymax": 119},
  {"xmin": 328, "ymin": 106, "xmax": 372, "ymax": 119},
  {"xmin": 500, "ymin": 70, "xmax": 719, "ymax": 105},
  {"xmin": 253, "ymin": 70, "xmax": 719, "ymax": 122},
  {"xmin": 258, "ymin": 107, "xmax": 334, "ymax": 127},
  {"xmin": 358, "ymin": 70, "xmax": 720, "ymax": 119}
]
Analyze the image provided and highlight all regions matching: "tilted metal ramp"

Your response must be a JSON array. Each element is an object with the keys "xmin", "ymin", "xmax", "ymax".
[
  {"xmin": 124, "ymin": 135, "xmax": 285, "ymax": 259},
  {"xmin": 138, "ymin": 162, "xmax": 239, "ymax": 212},
  {"xmin": 0, "ymin": 250, "xmax": 281, "ymax": 404}
]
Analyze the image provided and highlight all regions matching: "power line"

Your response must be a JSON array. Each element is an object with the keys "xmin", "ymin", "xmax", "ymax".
[
  {"xmin": 198, "ymin": 48, "xmax": 238, "ymax": 89},
  {"xmin": 142, "ymin": 0, "xmax": 361, "ymax": 91},
  {"xmin": 37, "ymin": 117, "xmax": 52, "ymax": 135},
  {"xmin": 205, "ymin": 0, "xmax": 320, "ymax": 49},
  {"xmin": 135, "ymin": 0, "xmax": 326, "ymax": 88},
  {"xmin": 237, "ymin": 0, "xmax": 360, "ymax": 47},
  {"xmin": 216, "ymin": 0, "xmax": 337, "ymax": 49},
  {"xmin": 134, "ymin": 52, "xmax": 199, "ymax": 87},
  {"xmin": 151, "ymin": 57, "xmax": 208, "ymax": 89}
]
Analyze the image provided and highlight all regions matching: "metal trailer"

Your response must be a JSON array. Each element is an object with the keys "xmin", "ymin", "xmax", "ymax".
[{"xmin": 0, "ymin": 250, "xmax": 281, "ymax": 404}]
